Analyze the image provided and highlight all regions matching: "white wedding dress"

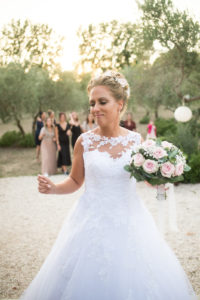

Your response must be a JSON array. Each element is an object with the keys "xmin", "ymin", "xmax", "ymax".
[{"xmin": 20, "ymin": 130, "xmax": 197, "ymax": 300}]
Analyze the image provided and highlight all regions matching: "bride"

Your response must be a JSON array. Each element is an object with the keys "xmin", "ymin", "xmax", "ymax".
[{"xmin": 20, "ymin": 71, "xmax": 197, "ymax": 300}]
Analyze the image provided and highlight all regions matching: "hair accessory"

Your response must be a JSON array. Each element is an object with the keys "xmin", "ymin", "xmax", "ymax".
[{"xmin": 94, "ymin": 71, "xmax": 130, "ymax": 97}]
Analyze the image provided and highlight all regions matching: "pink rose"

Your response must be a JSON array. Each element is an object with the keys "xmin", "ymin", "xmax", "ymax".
[
  {"xmin": 161, "ymin": 141, "xmax": 173, "ymax": 149},
  {"xmin": 132, "ymin": 153, "xmax": 145, "ymax": 167},
  {"xmin": 153, "ymin": 147, "xmax": 167, "ymax": 159},
  {"xmin": 174, "ymin": 163, "xmax": 184, "ymax": 176},
  {"xmin": 160, "ymin": 162, "xmax": 175, "ymax": 178},
  {"xmin": 143, "ymin": 159, "xmax": 159, "ymax": 174}
]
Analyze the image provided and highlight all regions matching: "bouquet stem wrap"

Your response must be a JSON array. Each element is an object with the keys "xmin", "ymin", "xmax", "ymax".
[
  {"xmin": 124, "ymin": 138, "xmax": 190, "ymax": 233},
  {"xmin": 156, "ymin": 184, "xmax": 166, "ymax": 201}
]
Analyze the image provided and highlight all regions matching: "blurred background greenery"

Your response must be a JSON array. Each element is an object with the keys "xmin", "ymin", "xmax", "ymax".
[{"xmin": 0, "ymin": 0, "xmax": 199, "ymax": 182}]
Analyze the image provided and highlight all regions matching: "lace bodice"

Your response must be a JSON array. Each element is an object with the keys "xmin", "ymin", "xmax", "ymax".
[
  {"xmin": 80, "ymin": 130, "xmax": 141, "ymax": 208},
  {"xmin": 81, "ymin": 130, "xmax": 141, "ymax": 160}
]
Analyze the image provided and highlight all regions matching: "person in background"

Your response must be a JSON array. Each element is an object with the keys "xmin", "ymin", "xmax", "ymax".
[
  {"xmin": 35, "ymin": 111, "xmax": 46, "ymax": 161},
  {"xmin": 48, "ymin": 109, "xmax": 57, "ymax": 126},
  {"xmin": 69, "ymin": 112, "xmax": 83, "ymax": 148},
  {"xmin": 39, "ymin": 117, "xmax": 57, "ymax": 176},
  {"xmin": 146, "ymin": 120, "xmax": 157, "ymax": 140},
  {"xmin": 123, "ymin": 112, "xmax": 136, "ymax": 131},
  {"xmin": 82, "ymin": 113, "xmax": 97, "ymax": 132},
  {"xmin": 55, "ymin": 112, "xmax": 71, "ymax": 175},
  {"xmin": 119, "ymin": 119, "xmax": 125, "ymax": 127}
]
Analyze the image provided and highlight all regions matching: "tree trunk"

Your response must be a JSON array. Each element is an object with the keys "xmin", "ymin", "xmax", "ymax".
[
  {"xmin": 15, "ymin": 117, "xmax": 25, "ymax": 136},
  {"xmin": 154, "ymin": 108, "xmax": 159, "ymax": 119},
  {"xmin": 11, "ymin": 104, "xmax": 25, "ymax": 136}
]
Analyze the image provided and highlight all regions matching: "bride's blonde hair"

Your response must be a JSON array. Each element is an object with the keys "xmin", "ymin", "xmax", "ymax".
[{"xmin": 87, "ymin": 70, "xmax": 130, "ymax": 114}]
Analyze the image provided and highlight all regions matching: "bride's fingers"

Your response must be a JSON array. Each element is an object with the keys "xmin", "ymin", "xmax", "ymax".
[
  {"xmin": 38, "ymin": 176, "xmax": 48, "ymax": 184},
  {"xmin": 37, "ymin": 174, "xmax": 50, "ymax": 182},
  {"xmin": 38, "ymin": 175, "xmax": 52, "ymax": 186},
  {"xmin": 37, "ymin": 174, "xmax": 54, "ymax": 194},
  {"xmin": 39, "ymin": 186, "xmax": 50, "ymax": 193},
  {"xmin": 38, "ymin": 179, "xmax": 50, "ymax": 186},
  {"xmin": 38, "ymin": 183, "xmax": 51, "ymax": 190},
  {"xmin": 38, "ymin": 179, "xmax": 48, "ymax": 187},
  {"xmin": 39, "ymin": 189, "xmax": 48, "ymax": 194},
  {"xmin": 38, "ymin": 179, "xmax": 47, "ymax": 184}
]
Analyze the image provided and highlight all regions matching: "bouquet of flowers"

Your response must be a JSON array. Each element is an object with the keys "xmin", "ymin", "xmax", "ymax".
[{"xmin": 124, "ymin": 139, "xmax": 191, "ymax": 200}]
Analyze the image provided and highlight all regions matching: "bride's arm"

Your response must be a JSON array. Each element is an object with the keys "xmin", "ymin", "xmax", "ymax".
[{"xmin": 38, "ymin": 136, "xmax": 84, "ymax": 194}]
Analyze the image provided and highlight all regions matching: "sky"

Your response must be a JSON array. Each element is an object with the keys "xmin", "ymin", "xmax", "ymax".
[{"xmin": 0, "ymin": 0, "xmax": 199, "ymax": 70}]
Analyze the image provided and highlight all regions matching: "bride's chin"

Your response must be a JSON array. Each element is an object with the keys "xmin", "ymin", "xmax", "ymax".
[{"xmin": 96, "ymin": 119, "xmax": 106, "ymax": 126}]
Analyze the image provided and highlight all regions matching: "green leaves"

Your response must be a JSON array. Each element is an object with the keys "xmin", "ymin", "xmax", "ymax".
[
  {"xmin": 168, "ymin": 149, "xmax": 178, "ymax": 165},
  {"xmin": 139, "ymin": 0, "xmax": 200, "ymax": 51},
  {"xmin": 77, "ymin": 21, "xmax": 151, "ymax": 72},
  {"xmin": 155, "ymin": 138, "xmax": 162, "ymax": 146},
  {"xmin": 124, "ymin": 165, "xmax": 132, "ymax": 172},
  {"xmin": 184, "ymin": 164, "xmax": 191, "ymax": 172},
  {"xmin": 0, "ymin": 19, "xmax": 64, "ymax": 75}
]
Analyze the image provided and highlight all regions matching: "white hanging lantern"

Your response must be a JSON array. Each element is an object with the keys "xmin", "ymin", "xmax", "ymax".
[{"xmin": 174, "ymin": 106, "xmax": 192, "ymax": 122}]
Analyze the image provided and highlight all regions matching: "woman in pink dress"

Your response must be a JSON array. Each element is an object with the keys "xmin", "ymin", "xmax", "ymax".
[{"xmin": 146, "ymin": 120, "xmax": 157, "ymax": 139}]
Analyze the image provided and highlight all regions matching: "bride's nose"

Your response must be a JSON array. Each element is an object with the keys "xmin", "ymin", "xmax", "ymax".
[{"xmin": 92, "ymin": 102, "xmax": 100, "ymax": 113}]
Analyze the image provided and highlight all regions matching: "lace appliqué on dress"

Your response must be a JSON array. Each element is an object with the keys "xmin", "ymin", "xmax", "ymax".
[{"xmin": 81, "ymin": 130, "xmax": 141, "ymax": 160}]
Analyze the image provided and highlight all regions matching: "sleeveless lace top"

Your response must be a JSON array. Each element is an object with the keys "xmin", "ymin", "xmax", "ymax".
[
  {"xmin": 81, "ymin": 130, "xmax": 141, "ymax": 160},
  {"xmin": 80, "ymin": 130, "xmax": 142, "ymax": 205}
]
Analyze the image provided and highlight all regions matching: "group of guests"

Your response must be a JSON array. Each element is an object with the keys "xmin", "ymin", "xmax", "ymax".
[
  {"xmin": 35, "ymin": 110, "xmax": 156, "ymax": 176},
  {"xmin": 35, "ymin": 110, "xmax": 97, "ymax": 176}
]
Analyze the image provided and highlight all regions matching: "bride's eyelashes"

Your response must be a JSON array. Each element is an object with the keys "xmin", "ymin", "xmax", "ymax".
[{"xmin": 89, "ymin": 99, "xmax": 108, "ymax": 107}]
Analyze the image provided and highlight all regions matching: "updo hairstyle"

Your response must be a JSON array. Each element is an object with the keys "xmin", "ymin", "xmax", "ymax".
[{"xmin": 87, "ymin": 70, "xmax": 130, "ymax": 113}]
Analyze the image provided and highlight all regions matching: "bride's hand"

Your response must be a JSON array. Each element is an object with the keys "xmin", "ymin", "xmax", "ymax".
[{"xmin": 37, "ymin": 175, "xmax": 56, "ymax": 194}]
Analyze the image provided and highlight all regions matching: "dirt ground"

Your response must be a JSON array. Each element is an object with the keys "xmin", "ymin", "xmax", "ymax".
[{"xmin": 0, "ymin": 148, "xmax": 40, "ymax": 178}]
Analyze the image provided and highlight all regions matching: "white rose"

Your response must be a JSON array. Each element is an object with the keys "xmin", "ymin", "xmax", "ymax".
[{"xmin": 161, "ymin": 141, "xmax": 173, "ymax": 149}]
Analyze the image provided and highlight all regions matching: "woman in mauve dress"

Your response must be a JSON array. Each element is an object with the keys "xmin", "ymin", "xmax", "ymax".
[{"xmin": 39, "ymin": 117, "xmax": 57, "ymax": 176}]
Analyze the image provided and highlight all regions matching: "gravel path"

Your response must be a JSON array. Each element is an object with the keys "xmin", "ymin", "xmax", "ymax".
[{"xmin": 0, "ymin": 175, "xmax": 199, "ymax": 299}]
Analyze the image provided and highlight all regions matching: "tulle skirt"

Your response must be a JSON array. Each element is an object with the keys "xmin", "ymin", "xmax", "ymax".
[{"xmin": 19, "ymin": 192, "xmax": 197, "ymax": 300}]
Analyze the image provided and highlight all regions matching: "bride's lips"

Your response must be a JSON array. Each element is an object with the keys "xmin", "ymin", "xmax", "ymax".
[{"xmin": 95, "ymin": 114, "xmax": 104, "ymax": 118}]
